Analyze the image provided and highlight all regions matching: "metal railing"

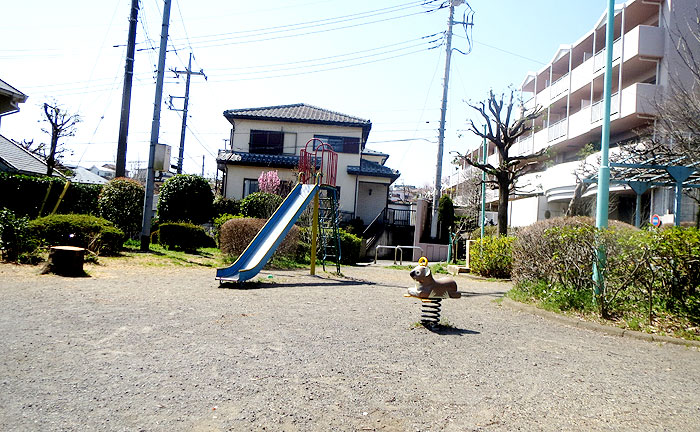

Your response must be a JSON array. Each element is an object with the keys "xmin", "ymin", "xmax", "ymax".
[
  {"xmin": 591, "ymin": 92, "xmax": 620, "ymax": 122},
  {"xmin": 548, "ymin": 118, "xmax": 568, "ymax": 142}
]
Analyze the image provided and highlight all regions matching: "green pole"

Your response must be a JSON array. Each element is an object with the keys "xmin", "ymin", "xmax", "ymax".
[
  {"xmin": 480, "ymin": 126, "xmax": 487, "ymax": 240},
  {"xmin": 593, "ymin": 0, "xmax": 616, "ymax": 296}
]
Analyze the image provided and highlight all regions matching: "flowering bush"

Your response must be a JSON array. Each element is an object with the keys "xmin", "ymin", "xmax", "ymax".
[{"xmin": 258, "ymin": 170, "xmax": 281, "ymax": 195}]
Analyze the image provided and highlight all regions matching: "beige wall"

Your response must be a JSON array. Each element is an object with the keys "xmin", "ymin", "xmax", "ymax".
[{"xmin": 224, "ymin": 118, "xmax": 378, "ymax": 215}]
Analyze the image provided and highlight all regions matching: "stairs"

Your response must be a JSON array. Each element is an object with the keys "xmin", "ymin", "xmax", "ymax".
[{"xmin": 318, "ymin": 186, "xmax": 341, "ymax": 274}]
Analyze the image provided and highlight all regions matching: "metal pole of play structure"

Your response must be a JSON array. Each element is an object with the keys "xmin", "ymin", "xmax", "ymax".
[{"xmin": 310, "ymin": 174, "xmax": 320, "ymax": 276}]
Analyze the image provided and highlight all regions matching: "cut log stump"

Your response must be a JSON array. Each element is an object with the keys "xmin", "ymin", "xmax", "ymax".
[{"xmin": 42, "ymin": 246, "xmax": 86, "ymax": 276}]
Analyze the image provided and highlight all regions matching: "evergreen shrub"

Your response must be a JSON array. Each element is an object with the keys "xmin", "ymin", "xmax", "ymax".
[
  {"xmin": 98, "ymin": 177, "xmax": 144, "ymax": 238},
  {"xmin": 219, "ymin": 217, "xmax": 298, "ymax": 258},
  {"xmin": 469, "ymin": 235, "xmax": 514, "ymax": 278},
  {"xmin": 157, "ymin": 174, "xmax": 214, "ymax": 224},
  {"xmin": 157, "ymin": 222, "xmax": 216, "ymax": 252},
  {"xmin": 27, "ymin": 214, "xmax": 125, "ymax": 255},
  {"xmin": 239, "ymin": 192, "xmax": 283, "ymax": 219}
]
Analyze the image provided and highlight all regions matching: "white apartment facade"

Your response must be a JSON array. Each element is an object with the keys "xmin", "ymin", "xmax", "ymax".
[{"xmin": 449, "ymin": 0, "xmax": 699, "ymax": 227}]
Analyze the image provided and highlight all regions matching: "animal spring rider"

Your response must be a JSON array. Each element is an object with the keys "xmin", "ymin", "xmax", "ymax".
[{"xmin": 405, "ymin": 257, "xmax": 460, "ymax": 326}]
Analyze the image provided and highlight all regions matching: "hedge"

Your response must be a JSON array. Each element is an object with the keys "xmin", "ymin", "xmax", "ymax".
[
  {"xmin": 27, "ymin": 214, "xmax": 125, "ymax": 255},
  {"xmin": 0, "ymin": 172, "xmax": 102, "ymax": 218},
  {"xmin": 219, "ymin": 217, "xmax": 299, "ymax": 258},
  {"xmin": 157, "ymin": 222, "xmax": 216, "ymax": 252}
]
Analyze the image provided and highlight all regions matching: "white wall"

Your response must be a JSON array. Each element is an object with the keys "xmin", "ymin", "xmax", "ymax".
[{"xmin": 356, "ymin": 181, "xmax": 388, "ymax": 225}]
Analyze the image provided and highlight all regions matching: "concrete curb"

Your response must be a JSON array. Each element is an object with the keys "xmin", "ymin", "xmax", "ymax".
[{"xmin": 501, "ymin": 297, "xmax": 700, "ymax": 349}]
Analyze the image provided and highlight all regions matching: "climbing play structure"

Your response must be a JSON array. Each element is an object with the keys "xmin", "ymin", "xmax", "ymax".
[{"xmin": 216, "ymin": 139, "xmax": 342, "ymax": 283}]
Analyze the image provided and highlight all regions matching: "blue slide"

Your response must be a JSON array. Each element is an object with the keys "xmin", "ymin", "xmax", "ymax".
[{"xmin": 216, "ymin": 183, "xmax": 319, "ymax": 283}]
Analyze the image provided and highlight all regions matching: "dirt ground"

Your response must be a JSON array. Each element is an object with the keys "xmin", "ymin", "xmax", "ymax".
[{"xmin": 1, "ymin": 258, "xmax": 699, "ymax": 431}]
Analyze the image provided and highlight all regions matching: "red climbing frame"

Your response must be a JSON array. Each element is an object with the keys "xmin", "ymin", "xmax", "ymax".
[{"xmin": 299, "ymin": 138, "xmax": 338, "ymax": 186}]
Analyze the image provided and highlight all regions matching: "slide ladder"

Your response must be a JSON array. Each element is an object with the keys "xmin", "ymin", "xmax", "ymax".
[{"xmin": 318, "ymin": 186, "xmax": 341, "ymax": 274}]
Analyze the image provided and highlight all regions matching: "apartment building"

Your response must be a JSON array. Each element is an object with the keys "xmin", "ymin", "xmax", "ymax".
[{"xmin": 451, "ymin": 0, "xmax": 699, "ymax": 227}]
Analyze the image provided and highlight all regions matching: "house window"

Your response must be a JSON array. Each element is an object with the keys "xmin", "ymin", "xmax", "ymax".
[
  {"xmin": 250, "ymin": 130, "xmax": 283, "ymax": 154},
  {"xmin": 243, "ymin": 179, "xmax": 259, "ymax": 197},
  {"xmin": 314, "ymin": 135, "xmax": 360, "ymax": 154}
]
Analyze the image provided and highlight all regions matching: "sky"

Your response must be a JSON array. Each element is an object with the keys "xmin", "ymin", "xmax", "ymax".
[{"xmin": 1, "ymin": 0, "xmax": 618, "ymax": 188}]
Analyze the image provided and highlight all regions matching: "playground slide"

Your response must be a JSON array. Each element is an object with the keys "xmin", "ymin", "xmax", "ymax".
[{"xmin": 216, "ymin": 183, "xmax": 319, "ymax": 283}]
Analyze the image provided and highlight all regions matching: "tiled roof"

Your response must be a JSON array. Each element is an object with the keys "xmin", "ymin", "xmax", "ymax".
[
  {"xmin": 347, "ymin": 159, "xmax": 400, "ymax": 180},
  {"xmin": 0, "ymin": 134, "xmax": 57, "ymax": 176},
  {"xmin": 217, "ymin": 150, "xmax": 301, "ymax": 168},
  {"xmin": 223, "ymin": 103, "xmax": 371, "ymax": 130}
]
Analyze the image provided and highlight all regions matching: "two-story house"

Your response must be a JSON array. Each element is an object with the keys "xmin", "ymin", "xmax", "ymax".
[
  {"xmin": 216, "ymin": 103, "xmax": 400, "ymax": 226},
  {"xmin": 451, "ymin": 0, "xmax": 699, "ymax": 228}
]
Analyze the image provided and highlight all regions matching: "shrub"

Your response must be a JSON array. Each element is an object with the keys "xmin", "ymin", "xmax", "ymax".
[
  {"xmin": 468, "ymin": 225, "xmax": 498, "ymax": 240},
  {"xmin": 157, "ymin": 222, "xmax": 216, "ymax": 252},
  {"xmin": 469, "ymin": 235, "xmax": 514, "ymax": 278},
  {"xmin": 240, "ymin": 192, "xmax": 283, "ymax": 219},
  {"xmin": 219, "ymin": 217, "xmax": 298, "ymax": 258},
  {"xmin": 213, "ymin": 213, "xmax": 241, "ymax": 245},
  {"xmin": 212, "ymin": 195, "xmax": 240, "ymax": 218},
  {"xmin": 438, "ymin": 194, "xmax": 455, "ymax": 242},
  {"xmin": 27, "ymin": 214, "xmax": 125, "ymax": 255},
  {"xmin": 511, "ymin": 216, "xmax": 636, "ymax": 286},
  {"xmin": 158, "ymin": 174, "xmax": 214, "ymax": 224},
  {"xmin": 0, "ymin": 172, "xmax": 102, "ymax": 218},
  {"xmin": 338, "ymin": 228, "xmax": 361, "ymax": 265},
  {"xmin": 258, "ymin": 170, "xmax": 281, "ymax": 195},
  {"xmin": 0, "ymin": 208, "xmax": 38, "ymax": 262},
  {"xmin": 98, "ymin": 177, "xmax": 144, "ymax": 238}
]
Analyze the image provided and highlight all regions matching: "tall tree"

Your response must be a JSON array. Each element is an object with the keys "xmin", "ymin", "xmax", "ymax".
[
  {"xmin": 42, "ymin": 102, "xmax": 80, "ymax": 176},
  {"xmin": 453, "ymin": 89, "xmax": 544, "ymax": 235}
]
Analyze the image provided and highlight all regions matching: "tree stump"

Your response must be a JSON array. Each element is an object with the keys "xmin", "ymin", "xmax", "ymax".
[{"xmin": 42, "ymin": 246, "xmax": 86, "ymax": 276}]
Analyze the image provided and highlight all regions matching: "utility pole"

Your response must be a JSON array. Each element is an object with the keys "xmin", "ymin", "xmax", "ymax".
[
  {"xmin": 115, "ymin": 0, "xmax": 139, "ymax": 178},
  {"xmin": 201, "ymin": 155, "xmax": 205, "ymax": 177},
  {"xmin": 430, "ymin": 0, "xmax": 459, "ymax": 238},
  {"xmin": 169, "ymin": 52, "xmax": 206, "ymax": 174},
  {"xmin": 140, "ymin": 0, "xmax": 172, "ymax": 251}
]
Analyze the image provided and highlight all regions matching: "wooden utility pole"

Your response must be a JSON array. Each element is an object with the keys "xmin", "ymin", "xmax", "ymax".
[
  {"xmin": 115, "ymin": 0, "xmax": 139, "ymax": 178},
  {"xmin": 169, "ymin": 52, "xmax": 206, "ymax": 174},
  {"xmin": 140, "ymin": 0, "xmax": 172, "ymax": 251}
]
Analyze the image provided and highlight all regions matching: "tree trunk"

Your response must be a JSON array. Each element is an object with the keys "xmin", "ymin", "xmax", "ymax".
[
  {"xmin": 41, "ymin": 246, "xmax": 86, "ymax": 276},
  {"xmin": 46, "ymin": 131, "xmax": 58, "ymax": 177},
  {"xmin": 497, "ymin": 176, "xmax": 509, "ymax": 236}
]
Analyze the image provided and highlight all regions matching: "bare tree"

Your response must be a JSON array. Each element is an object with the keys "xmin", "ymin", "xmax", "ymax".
[
  {"xmin": 17, "ymin": 139, "xmax": 47, "ymax": 159},
  {"xmin": 42, "ymin": 101, "xmax": 80, "ymax": 176},
  {"xmin": 453, "ymin": 89, "xmax": 544, "ymax": 235}
]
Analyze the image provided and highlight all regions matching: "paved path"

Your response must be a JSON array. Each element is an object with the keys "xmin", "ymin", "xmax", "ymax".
[{"xmin": 0, "ymin": 261, "xmax": 698, "ymax": 431}]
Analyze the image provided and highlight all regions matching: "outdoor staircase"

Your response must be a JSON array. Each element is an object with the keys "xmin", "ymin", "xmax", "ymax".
[{"xmin": 318, "ymin": 186, "xmax": 341, "ymax": 274}]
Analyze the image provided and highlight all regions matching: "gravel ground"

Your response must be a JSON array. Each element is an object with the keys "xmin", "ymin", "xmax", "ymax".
[{"xmin": 1, "ymin": 260, "xmax": 699, "ymax": 431}]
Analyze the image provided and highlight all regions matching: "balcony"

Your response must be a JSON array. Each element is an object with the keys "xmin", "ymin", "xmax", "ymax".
[
  {"xmin": 550, "ymin": 74, "xmax": 570, "ymax": 101},
  {"xmin": 548, "ymin": 118, "xmax": 568, "ymax": 142},
  {"xmin": 591, "ymin": 92, "xmax": 620, "ymax": 122},
  {"xmin": 594, "ymin": 37, "xmax": 622, "ymax": 72}
]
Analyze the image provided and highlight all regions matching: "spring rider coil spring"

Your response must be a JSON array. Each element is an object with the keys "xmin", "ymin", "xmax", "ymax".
[{"xmin": 420, "ymin": 298, "xmax": 442, "ymax": 326}]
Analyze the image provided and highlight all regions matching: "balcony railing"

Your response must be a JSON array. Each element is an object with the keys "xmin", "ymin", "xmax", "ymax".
[
  {"xmin": 548, "ymin": 118, "xmax": 568, "ymax": 142},
  {"xmin": 514, "ymin": 134, "xmax": 534, "ymax": 156},
  {"xmin": 550, "ymin": 74, "xmax": 569, "ymax": 99},
  {"xmin": 590, "ymin": 92, "xmax": 620, "ymax": 122},
  {"xmin": 594, "ymin": 37, "xmax": 622, "ymax": 72}
]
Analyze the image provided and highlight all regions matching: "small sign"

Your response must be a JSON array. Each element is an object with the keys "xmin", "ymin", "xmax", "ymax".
[{"xmin": 651, "ymin": 214, "xmax": 661, "ymax": 227}]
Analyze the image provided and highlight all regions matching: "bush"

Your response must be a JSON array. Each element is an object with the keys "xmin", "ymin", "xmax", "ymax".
[
  {"xmin": 98, "ymin": 177, "xmax": 144, "ymax": 238},
  {"xmin": 157, "ymin": 222, "xmax": 216, "ymax": 252},
  {"xmin": 158, "ymin": 174, "xmax": 214, "ymax": 224},
  {"xmin": 27, "ymin": 214, "xmax": 125, "ymax": 255},
  {"xmin": 0, "ymin": 208, "xmax": 38, "ymax": 262},
  {"xmin": 0, "ymin": 172, "xmax": 102, "ymax": 218},
  {"xmin": 469, "ymin": 235, "xmax": 514, "ymax": 278},
  {"xmin": 338, "ymin": 228, "xmax": 361, "ymax": 265},
  {"xmin": 219, "ymin": 217, "xmax": 299, "ymax": 258},
  {"xmin": 438, "ymin": 194, "xmax": 455, "ymax": 242},
  {"xmin": 212, "ymin": 195, "xmax": 240, "ymax": 218},
  {"xmin": 468, "ymin": 225, "xmax": 498, "ymax": 240},
  {"xmin": 511, "ymin": 216, "xmax": 636, "ymax": 287},
  {"xmin": 240, "ymin": 192, "xmax": 283, "ymax": 219}
]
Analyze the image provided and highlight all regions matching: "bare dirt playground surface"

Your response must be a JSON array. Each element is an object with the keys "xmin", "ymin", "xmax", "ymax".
[{"xmin": 1, "ymin": 259, "xmax": 699, "ymax": 431}]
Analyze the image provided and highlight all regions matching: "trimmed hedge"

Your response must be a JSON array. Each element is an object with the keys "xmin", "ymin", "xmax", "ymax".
[
  {"xmin": 158, "ymin": 174, "xmax": 214, "ymax": 224},
  {"xmin": 27, "ymin": 214, "xmax": 125, "ymax": 255},
  {"xmin": 0, "ymin": 208, "xmax": 38, "ymax": 262},
  {"xmin": 157, "ymin": 222, "xmax": 216, "ymax": 252},
  {"xmin": 212, "ymin": 196, "xmax": 240, "ymax": 218},
  {"xmin": 469, "ymin": 235, "xmax": 514, "ymax": 279},
  {"xmin": 0, "ymin": 172, "xmax": 102, "ymax": 217},
  {"xmin": 219, "ymin": 217, "xmax": 299, "ymax": 258}
]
